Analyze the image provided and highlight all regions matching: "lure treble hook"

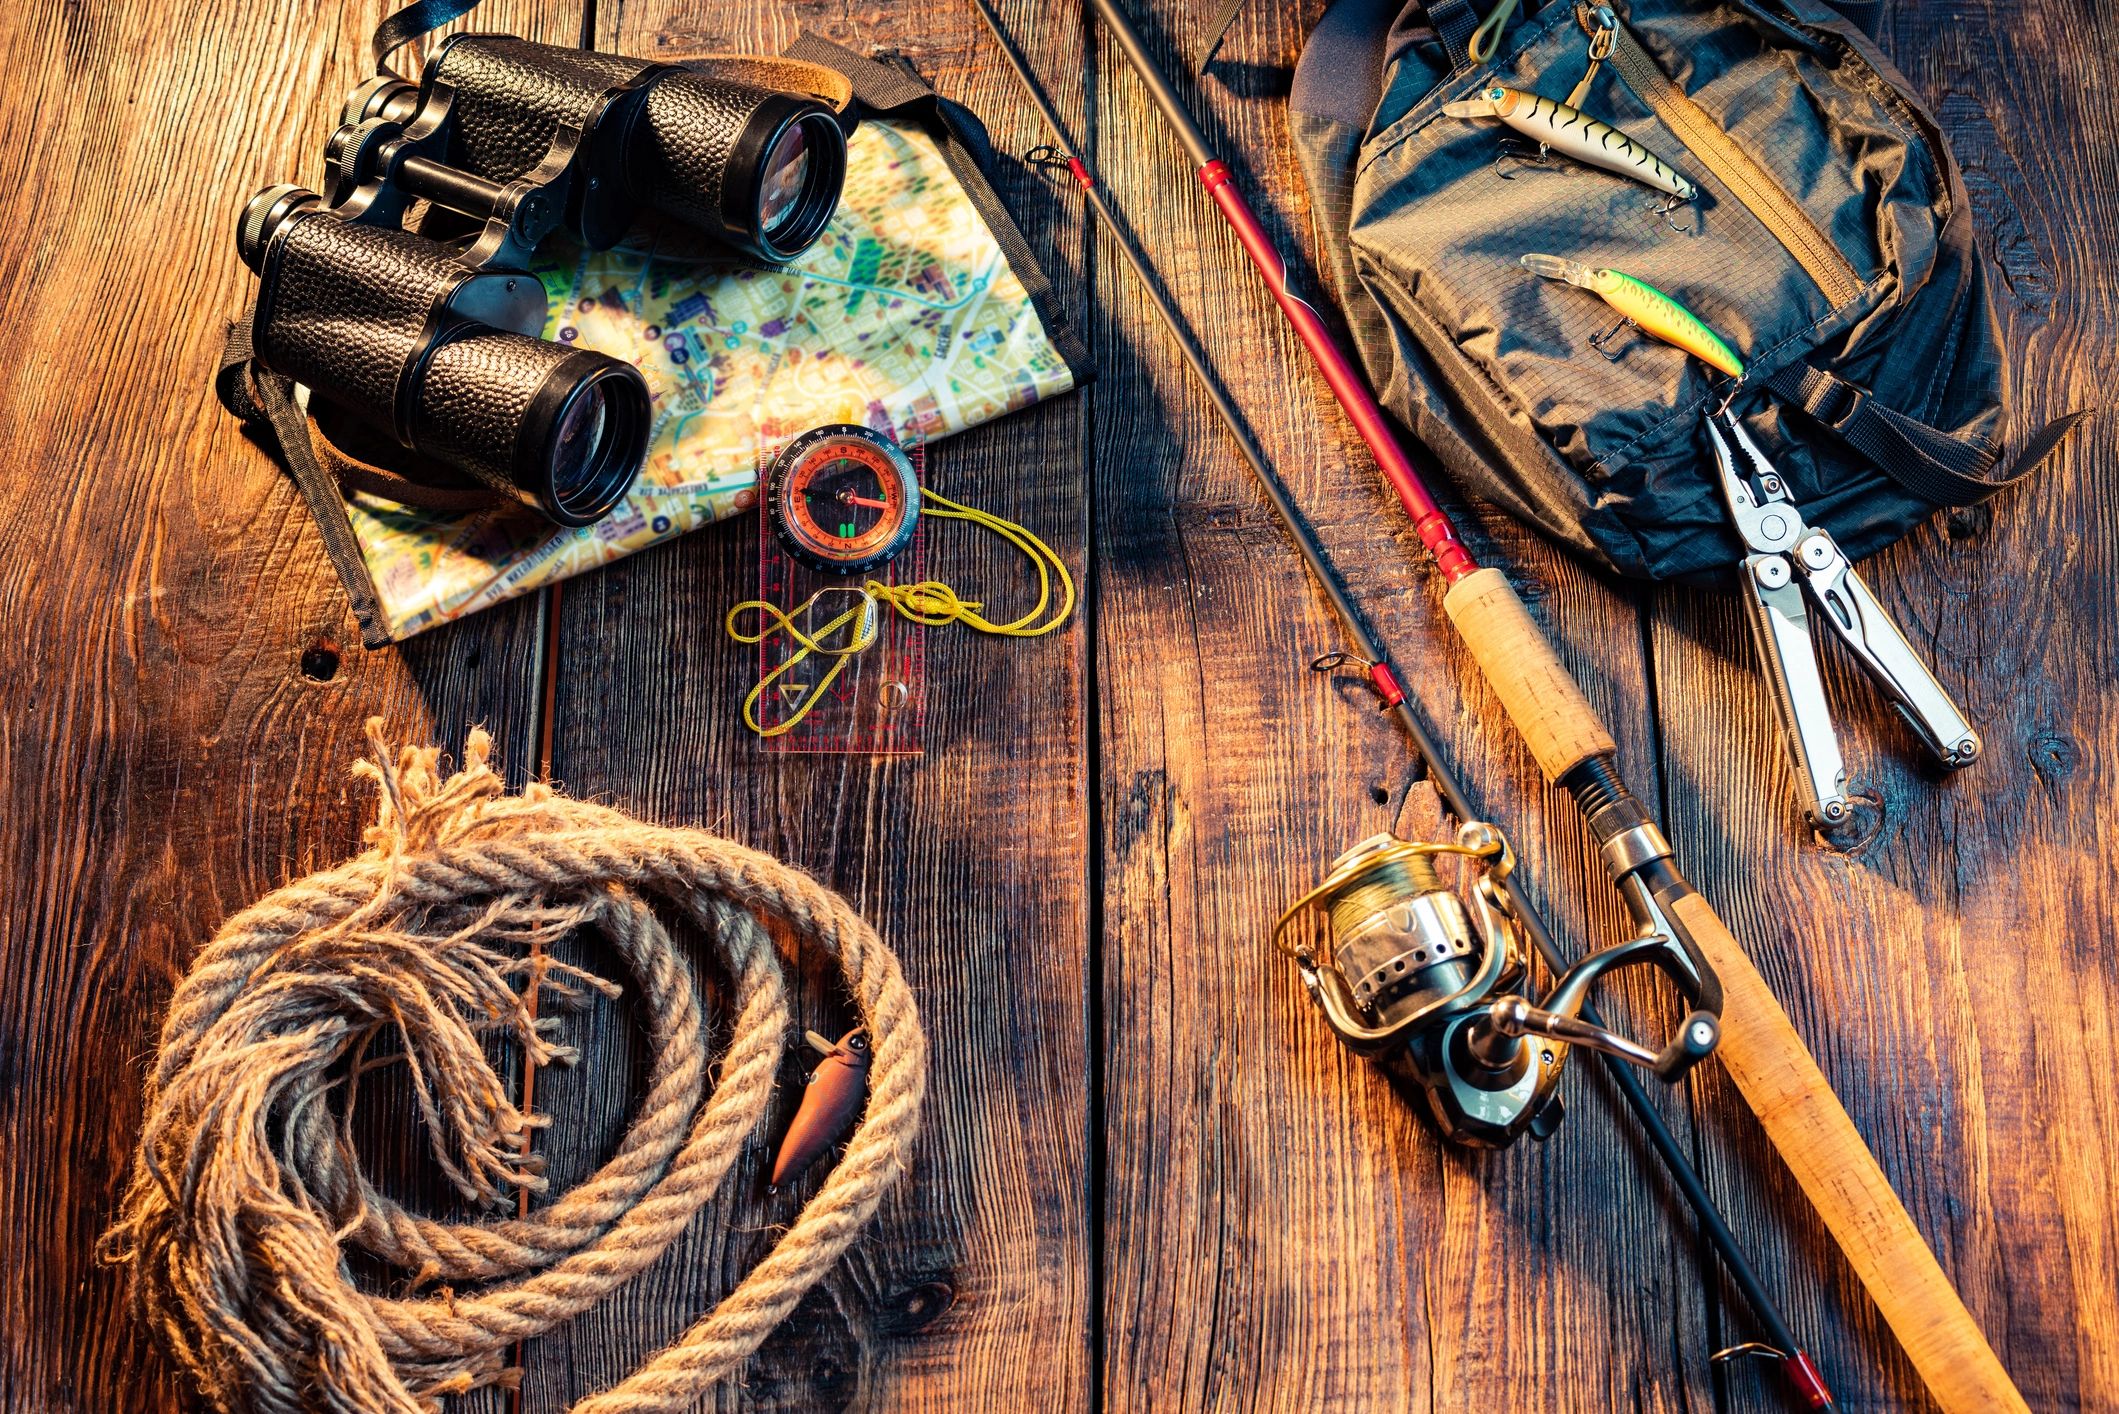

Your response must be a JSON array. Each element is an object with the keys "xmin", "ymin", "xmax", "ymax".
[
  {"xmin": 1589, "ymin": 315, "xmax": 1636, "ymax": 362},
  {"xmin": 1654, "ymin": 191, "xmax": 1699, "ymax": 236},
  {"xmin": 1446, "ymin": 83, "xmax": 1697, "ymax": 212},
  {"xmin": 1521, "ymin": 254, "xmax": 1746, "ymax": 378},
  {"xmin": 1491, "ymin": 137, "xmax": 1551, "ymax": 181}
]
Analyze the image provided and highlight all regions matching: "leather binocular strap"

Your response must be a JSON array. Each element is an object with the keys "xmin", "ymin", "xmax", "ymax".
[
  {"xmin": 370, "ymin": 0, "xmax": 857, "ymax": 119},
  {"xmin": 217, "ymin": 319, "xmax": 393, "ymax": 647},
  {"xmin": 216, "ymin": 319, "xmax": 504, "ymax": 515},
  {"xmin": 772, "ymin": 33, "xmax": 1092, "ymax": 382},
  {"xmin": 679, "ymin": 54, "xmax": 856, "ymax": 117},
  {"xmin": 372, "ymin": 0, "xmax": 484, "ymax": 77},
  {"xmin": 318, "ymin": 438, "xmax": 504, "ymax": 514}
]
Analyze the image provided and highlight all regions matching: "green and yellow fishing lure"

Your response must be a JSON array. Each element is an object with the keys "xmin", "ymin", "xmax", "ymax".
[{"xmin": 1520, "ymin": 253, "xmax": 1744, "ymax": 377}]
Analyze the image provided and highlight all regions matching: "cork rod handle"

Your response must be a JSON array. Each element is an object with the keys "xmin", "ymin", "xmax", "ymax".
[
  {"xmin": 1442, "ymin": 569, "xmax": 2023, "ymax": 1410},
  {"xmin": 1669, "ymin": 894, "xmax": 2027, "ymax": 1413},
  {"xmin": 1442, "ymin": 568, "xmax": 1615, "ymax": 782}
]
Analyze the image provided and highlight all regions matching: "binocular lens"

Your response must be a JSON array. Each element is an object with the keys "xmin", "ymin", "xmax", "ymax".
[
  {"xmin": 551, "ymin": 385, "xmax": 609, "ymax": 495},
  {"xmin": 415, "ymin": 331, "xmax": 650, "ymax": 526},
  {"xmin": 635, "ymin": 77, "xmax": 847, "ymax": 263},
  {"xmin": 743, "ymin": 109, "xmax": 841, "ymax": 255},
  {"xmin": 545, "ymin": 378, "xmax": 637, "ymax": 522},
  {"xmin": 757, "ymin": 121, "xmax": 814, "ymax": 237}
]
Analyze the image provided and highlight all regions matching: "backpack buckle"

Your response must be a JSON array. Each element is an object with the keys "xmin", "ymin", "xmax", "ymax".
[{"xmin": 1809, "ymin": 376, "xmax": 1869, "ymax": 433}]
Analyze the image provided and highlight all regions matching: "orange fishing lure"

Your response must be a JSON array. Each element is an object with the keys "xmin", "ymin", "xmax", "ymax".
[{"xmin": 770, "ymin": 1027, "xmax": 871, "ymax": 1188}]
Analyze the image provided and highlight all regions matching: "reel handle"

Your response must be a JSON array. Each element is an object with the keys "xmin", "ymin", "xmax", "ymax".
[
  {"xmin": 1484, "ymin": 999, "xmax": 1718, "ymax": 1081},
  {"xmin": 1658, "ymin": 1009, "xmax": 1720, "ymax": 1079}
]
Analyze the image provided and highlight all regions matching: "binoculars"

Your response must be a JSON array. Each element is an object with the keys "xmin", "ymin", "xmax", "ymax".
[{"xmin": 237, "ymin": 36, "xmax": 850, "ymax": 525}]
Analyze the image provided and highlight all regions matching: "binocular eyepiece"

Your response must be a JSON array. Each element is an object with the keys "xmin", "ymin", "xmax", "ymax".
[
  {"xmin": 236, "ymin": 36, "xmax": 851, "ymax": 525},
  {"xmin": 337, "ymin": 37, "xmax": 845, "ymax": 265}
]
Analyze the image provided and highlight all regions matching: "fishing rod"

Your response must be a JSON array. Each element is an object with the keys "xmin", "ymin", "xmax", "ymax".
[
  {"xmin": 1075, "ymin": 2, "xmax": 2025, "ymax": 1410},
  {"xmin": 967, "ymin": 1, "xmax": 1831, "ymax": 1404}
]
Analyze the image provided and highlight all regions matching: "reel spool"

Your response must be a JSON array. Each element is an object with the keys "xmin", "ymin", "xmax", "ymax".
[{"xmin": 1275, "ymin": 822, "xmax": 1719, "ymax": 1148}]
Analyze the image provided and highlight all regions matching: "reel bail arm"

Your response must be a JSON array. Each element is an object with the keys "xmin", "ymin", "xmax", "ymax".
[
  {"xmin": 1276, "ymin": 821, "xmax": 1720, "ymax": 1149},
  {"xmin": 1479, "ymin": 994, "xmax": 1719, "ymax": 1082}
]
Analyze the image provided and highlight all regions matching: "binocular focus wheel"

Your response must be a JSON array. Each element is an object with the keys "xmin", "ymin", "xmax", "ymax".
[{"xmin": 237, "ymin": 185, "xmax": 318, "ymax": 271}]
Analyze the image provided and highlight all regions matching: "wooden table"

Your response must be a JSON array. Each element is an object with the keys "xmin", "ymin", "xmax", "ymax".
[{"xmin": 3, "ymin": 0, "xmax": 2113, "ymax": 1408}]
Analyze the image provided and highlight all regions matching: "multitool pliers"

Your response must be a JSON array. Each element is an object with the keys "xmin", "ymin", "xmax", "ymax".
[{"xmin": 1705, "ymin": 408, "xmax": 1981, "ymax": 827}]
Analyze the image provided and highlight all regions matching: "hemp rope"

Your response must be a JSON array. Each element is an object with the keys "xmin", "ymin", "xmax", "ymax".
[{"xmin": 98, "ymin": 721, "xmax": 927, "ymax": 1414}]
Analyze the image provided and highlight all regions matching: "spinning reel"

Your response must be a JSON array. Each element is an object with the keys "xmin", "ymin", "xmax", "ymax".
[{"xmin": 1275, "ymin": 823, "xmax": 1721, "ymax": 1148}]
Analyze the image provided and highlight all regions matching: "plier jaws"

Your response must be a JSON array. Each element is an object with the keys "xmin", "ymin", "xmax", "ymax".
[{"xmin": 1705, "ymin": 409, "xmax": 1981, "ymax": 828}]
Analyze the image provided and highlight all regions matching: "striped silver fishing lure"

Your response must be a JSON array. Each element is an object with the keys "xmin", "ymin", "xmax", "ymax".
[{"xmin": 1444, "ymin": 85, "xmax": 1697, "ymax": 201}]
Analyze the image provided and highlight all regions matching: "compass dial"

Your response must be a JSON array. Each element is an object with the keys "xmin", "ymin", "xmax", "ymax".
[{"xmin": 767, "ymin": 426, "xmax": 920, "ymax": 574}]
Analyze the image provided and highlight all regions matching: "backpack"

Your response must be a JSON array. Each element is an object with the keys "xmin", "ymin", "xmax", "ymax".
[{"xmin": 1288, "ymin": 0, "xmax": 2081, "ymax": 581}]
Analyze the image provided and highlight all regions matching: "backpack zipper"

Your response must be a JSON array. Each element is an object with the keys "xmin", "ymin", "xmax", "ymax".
[{"xmin": 1577, "ymin": 3, "xmax": 1862, "ymax": 308}]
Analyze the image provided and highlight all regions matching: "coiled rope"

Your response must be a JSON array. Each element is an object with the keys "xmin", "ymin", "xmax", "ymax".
[{"xmin": 98, "ymin": 721, "xmax": 926, "ymax": 1413}]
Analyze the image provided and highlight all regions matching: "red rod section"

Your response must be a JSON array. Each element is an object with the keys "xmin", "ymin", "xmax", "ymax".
[
  {"xmin": 1086, "ymin": 0, "xmax": 1477, "ymax": 581},
  {"xmin": 1366, "ymin": 660, "xmax": 1407, "ymax": 709},
  {"xmin": 1192, "ymin": 162, "xmax": 1477, "ymax": 582},
  {"xmin": 1785, "ymin": 1351, "xmax": 1835, "ymax": 1410}
]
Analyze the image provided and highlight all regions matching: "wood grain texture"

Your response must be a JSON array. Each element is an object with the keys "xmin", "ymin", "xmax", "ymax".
[
  {"xmin": 1088, "ymin": 3, "xmax": 1723, "ymax": 1410},
  {"xmin": 1646, "ymin": 2, "xmax": 2119, "ymax": 1411},
  {"xmin": 1, "ymin": 0, "xmax": 2114, "ymax": 1411},
  {"xmin": 1669, "ymin": 893, "xmax": 2027, "ymax": 1414},
  {"xmin": 0, "ymin": 1, "xmax": 574, "ymax": 1409},
  {"xmin": 506, "ymin": 3, "xmax": 1096, "ymax": 1409}
]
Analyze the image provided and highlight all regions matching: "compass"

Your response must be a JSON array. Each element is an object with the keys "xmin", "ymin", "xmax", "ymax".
[{"xmin": 765, "ymin": 425, "xmax": 921, "ymax": 574}]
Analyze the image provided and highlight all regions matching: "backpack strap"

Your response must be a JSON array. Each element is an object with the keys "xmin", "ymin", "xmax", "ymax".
[
  {"xmin": 1766, "ymin": 361, "xmax": 2090, "ymax": 506},
  {"xmin": 1425, "ymin": 0, "xmax": 1487, "ymax": 70},
  {"xmin": 1203, "ymin": 0, "xmax": 1482, "ymax": 73},
  {"xmin": 218, "ymin": 319, "xmax": 393, "ymax": 647}
]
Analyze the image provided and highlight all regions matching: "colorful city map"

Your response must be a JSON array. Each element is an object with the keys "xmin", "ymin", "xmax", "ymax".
[{"xmin": 343, "ymin": 119, "xmax": 1078, "ymax": 639}]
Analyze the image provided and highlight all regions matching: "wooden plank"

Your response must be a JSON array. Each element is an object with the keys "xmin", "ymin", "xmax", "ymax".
[
  {"xmin": 4, "ymin": 2, "xmax": 2115, "ymax": 1412},
  {"xmin": 508, "ymin": 3, "xmax": 1095, "ymax": 1409},
  {"xmin": 0, "ymin": 1, "xmax": 568, "ymax": 1408},
  {"xmin": 1086, "ymin": 2, "xmax": 1727, "ymax": 1409},
  {"xmin": 1647, "ymin": 2, "xmax": 2119, "ymax": 1409}
]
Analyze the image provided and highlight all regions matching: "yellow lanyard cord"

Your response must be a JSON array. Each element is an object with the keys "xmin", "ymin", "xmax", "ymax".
[
  {"xmin": 724, "ymin": 590, "xmax": 880, "ymax": 738},
  {"xmin": 871, "ymin": 487, "xmax": 1075, "ymax": 635},
  {"xmin": 725, "ymin": 486, "xmax": 1075, "ymax": 737}
]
